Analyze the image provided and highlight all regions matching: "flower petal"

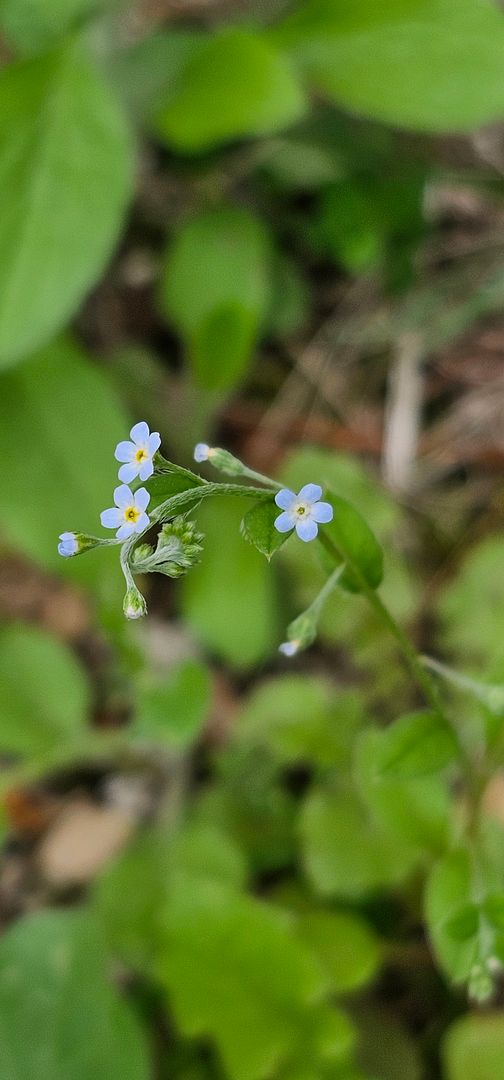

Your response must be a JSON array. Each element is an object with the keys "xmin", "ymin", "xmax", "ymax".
[
  {"xmin": 114, "ymin": 485, "xmax": 133, "ymax": 508},
  {"xmin": 134, "ymin": 487, "xmax": 150, "ymax": 512},
  {"xmin": 59, "ymin": 531, "xmax": 75, "ymax": 542},
  {"xmin": 296, "ymin": 518, "xmax": 318, "ymax": 542},
  {"xmin": 130, "ymin": 421, "xmax": 150, "ymax": 445},
  {"xmin": 134, "ymin": 512, "xmax": 150, "ymax": 532},
  {"xmin": 274, "ymin": 488, "xmax": 297, "ymax": 510},
  {"xmin": 117, "ymin": 522, "xmax": 135, "ymax": 540},
  {"xmin": 279, "ymin": 641, "xmax": 299, "ymax": 657},
  {"xmin": 312, "ymin": 501, "xmax": 333, "ymax": 524},
  {"xmin": 147, "ymin": 431, "xmax": 161, "ymax": 454},
  {"xmin": 114, "ymin": 440, "xmax": 135, "ymax": 463},
  {"xmin": 298, "ymin": 483, "xmax": 322, "ymax": 504},
  {"xmin": 274, "ymin": 511, "xmax": 295, "ymax": 533},
  {"xmin": 118, "ymin": 462, "xmax": 138, "ymax": 483},
  {"xmin": 194, "ymin": 443, "xmax": 210, "ymax": 462},
  {"xmin": 139, "ymin": 458, "xmax": 154, "ymax": 482},
  {"xmin": 101, "ymin": 507, "xmax": 122, "ymax": 529}
]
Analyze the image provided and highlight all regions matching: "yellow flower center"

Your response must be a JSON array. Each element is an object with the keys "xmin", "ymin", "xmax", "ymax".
[
  {"xmin": 125, "ymin": 506, "xmax": 141, "ymax": 523},
  {"xmin": 135, "ymin": 447, "xmax": 148, "ymax": 463}
]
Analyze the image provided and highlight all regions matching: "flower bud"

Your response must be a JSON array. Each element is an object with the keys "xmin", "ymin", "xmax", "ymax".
[
  {"xmin": 278, "ymin": 611, "xmax": 317, "ymax": 658},
  {"xmin": 58, "ymin": 532, "xmax": 109, "ymax": 558},
  {"xmin": 123, "ymin": 584, "xmax": 147, "ymax": 620}
]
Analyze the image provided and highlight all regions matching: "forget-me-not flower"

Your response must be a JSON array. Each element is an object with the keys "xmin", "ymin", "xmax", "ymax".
[
  {"xmin": 274, "ymin": 484, "xmax": 333, "ymax": 542},
  {"xmin": 58, "ymin": 532, "xmax": 79, "ymax": 557},
  {"xmin": 193, "ymin": 443, "xmax": 212, "ymax": 463},
  {"xmin": 115, "ymin": 421, "xmax": 161, "ymax": 483},
  {"xmin": 100, "ymin": 485, "xmax": 151, "ymax": 540}
]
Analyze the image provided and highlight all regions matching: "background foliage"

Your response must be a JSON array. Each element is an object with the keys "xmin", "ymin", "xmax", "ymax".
[{"xmin": 2, "ymin": 1, "xmax": 504, "ymax": 1078}]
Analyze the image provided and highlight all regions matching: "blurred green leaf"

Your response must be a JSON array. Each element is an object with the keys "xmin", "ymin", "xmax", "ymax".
[
  {"xmin": 298, "ymin": 910, "xmax": 384, "ymax": 993},
  {"xmin": 264, "ymin": 255, "xmax": 310, "ymax": 338},
  {"xmin": 0, "ymin": 908, "xmax": 150, "ymax": 1079},
  {"xmin": 112, "ymin": 30, "xmax": 205, "ymax": 119},
  {"xmin": 436, "ymin": 538, "xmax": 504, "ymax": 680},
  {"xmin": 425, "ymin": 850, "xmax": 483, "ymax": 985},
  {"xmin": 0, "ymin": 0, "xmax": 116, "ymax": 54},
  {"xmin": 0, "ymin": 338, "xmax": 129, "ymax": 603},
  {"xmin": 0, "ymin": 624, "xmax": 89, "ymax": 757},
  {"xmin": 158, "ymin": 879, "xmax": 324, "ymax": 1080},
  {"xmin": 276, "ymin": 0, "xmax": 504, "ymax": 133},
  {"xmin": 160, "ymin": 207, "xmax": 271, "ymax": 392},
  {"xmin": 154, "ymin": 27, "xmax": 306, "ymax": 151},
  {"xmin": 182, "ymin": 497, "xmax": 278, "ymax": 669},
  {"xmin": 373, "ymin": 710, "xmax": 459, "ymax": 778},
  {"xmin": 277, "ymin": 1003, "xmax": 356, "ymax": 1080},
  {"xmin": 241, "ymin": 497, "xmax": 287, "ymax": 560},
  {"xmin": 300, "ymin": 785, "xmax": 417, "ymax": 899},
  {"xmin": 238, "ymin": 677, "xmax": 364, "ymax": 768},
  {"xmin": 443, "ymin": 1014, "xmax": 504, "ymax": 1080},
  {"xmin": 0, "ymin": 41, "xmax": 132, "ymax": 366},
  {"xmin": 326, "ymin": 492, "xmax": 384, "ymax": 592},
  {"xmin": 133, "ymin": 660, "xmax": 211, "ymax": 747}
]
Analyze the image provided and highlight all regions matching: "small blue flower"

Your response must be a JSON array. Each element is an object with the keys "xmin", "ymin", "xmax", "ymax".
[
  {"xmin": 193, "ymin": 443, "xmax": 212, "ymax": 463},
  {"xmin": 274, "ymin": 484, "xmax": 333, "ymax": 542},
  {"xmin": 115, "ymin": 421, "xmax": 161, "ymax": 483},
  {"xmin": 58, "ymin": 532, "xmax": 79, "ymax": 557},
  {"xmin": 278, "ymin": 640, "xmax": 300, "ymax": 657},
  {"xmin": 100, "ymin": 485, "xmax": 151, "ymax": 540}
]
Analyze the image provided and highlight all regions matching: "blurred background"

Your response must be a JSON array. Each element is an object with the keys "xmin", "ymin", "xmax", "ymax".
[{"xmin": 2, "ymin": 1, "xmax": 504, "ymax": 1077}]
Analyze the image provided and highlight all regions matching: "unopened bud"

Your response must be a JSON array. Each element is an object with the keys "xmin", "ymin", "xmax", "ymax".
[{"xmin": 123, "ymin": 585, "xmax": 147, "ymax": 620}]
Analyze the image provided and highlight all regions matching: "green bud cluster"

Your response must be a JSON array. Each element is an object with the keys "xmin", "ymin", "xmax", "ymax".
[{"xmin": 132, "ymin": 517, "xmax": 204, "ymax": 578}]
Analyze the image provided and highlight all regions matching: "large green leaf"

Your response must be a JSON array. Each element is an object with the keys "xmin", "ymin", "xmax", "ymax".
[
  {"xmin": 372, "ymin": 710, "xmax": 459, "ymax": 778},
  {"xmin": 0, "ymin": 624, "xmax": 89, "ymax": 757},
  {"xmin": 0, "ymin": 909, "xmax": 150, "ymax": 1080},
  {"xmin": 132, "ymin": 660, "xmax": 211, "ymax": 747},
  {"xmin": 157, "ymin": 879, "xmax": 324, "ymax": 1080},
  {"xmin": 0, "ymin": 41, "xmax": 132, "ymax": 367},
  {"xmin": 276, "ymin": 0, "xmax": 504, "ymax": 133},
  {"xmin": 154, "ymin": 27, "xmax": 306, "ymax": 151},
  {"xmin": 325, "ymin": 492, "xmax": 384, "ymax": 592},
  {"xmin": 0, "ymin": 0, "xmax": 117, "ymax": 54},
  {"xmin": 182, "ymin": 497, "xmax": 278, "ymax": 669},
  {"xmin": 297, "ymin": 909, "xmax": 383, "ymax": 993},
  {"xmin": 0, "ymin": 338, "xmax": 129, "ymax": 601},
  {"xmin": 444, "ymin": 1014, "xmax": 504, "ymax": 1080},
  {"xmin": 160, "ymin": 207, "xmax": 271, "ymax": 392}
]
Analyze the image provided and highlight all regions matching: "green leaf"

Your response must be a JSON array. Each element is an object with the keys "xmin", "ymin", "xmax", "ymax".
[
  {"xmin": 276, "ymin": 0, "xmax": 504, "ymax": 134},
  {"xmin": 0, "ymin": 41, "xmax": 132, "ymax": 366},
  {"xmin": 276, "ymin": 1003, "xmax": 356, "ymax": 1080},
  {"xmin": 0, "ymin": 0, "xmax": 116, "ymax": 54},
  {"xmin": 299, "ymin": 785, "xmax": 417, "ymax": 900},
  {"xmin": 111, "ymin": 30, "xmax": 205, "ymax": 119},
  {"xmin": 443, "ymin": 1014, "xmax": 504, "ymax": 1080},
  {"xmin": 0, "ymin": 908, "xmax": 150, "ymax": 1079},
  {"xmin": 0, "ymin": 338, "xmax": 129, "ymax": 603},
  {"xmin": 157, "ymin": 879, "xmax": 324, "ymax": 1080},
  {"xmin": 297, "ymin": 910, "xmax": 384, "ymax": 993},
  {"xmin": 160, "ymin": 207, "xmax": 271, "ymax": 392},
  {"xmin": 425, "ymin": 850, "xmax": 481, "ymax": 984},
  {"xmin": 326, "ymin": 492, "xmax": 384, "ymax": 592},
  {"xmin": 238, "ymin": 678, "xmax": 364, "ymax": 768},
  {"xmin": 436, "ymin": 537, "xmax": 504, "ymax": 681},
  {"xmin": 133, "ymin": 660, "xmax": 211, "ymax": 747},
  {"xmin": 241, "ymin": 498, "xmax": 288, "ymax": 560},
  {"xmin": 0, "ymin": 624, "xmax": 89, "ymax": 757},
  {"xmin": 373, "ymin": 710, "xmax": 459, "ymax": 778},
  {"xmin": 154, "ymin": 27, "xmax": 306, "ymax": 152},
  {"xmin": 182, "ymin": 497, "xmax": 278, "ymax": 669}
]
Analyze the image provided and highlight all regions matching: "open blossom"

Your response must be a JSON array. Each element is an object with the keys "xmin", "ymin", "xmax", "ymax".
[
  {"xmin": 100, "ymin": 485, "xmax": 151, "ymax": 541},
  {"xmin": 115, "ymin": 421, "xmax": 161, "ymax": 483},
  {"xmin": 274, "ymin": 484, "xmax": 333, "ymax": 542},
  {"xmin": 58, "ymin": 532, "xmax": 79, "ymax": 557}
]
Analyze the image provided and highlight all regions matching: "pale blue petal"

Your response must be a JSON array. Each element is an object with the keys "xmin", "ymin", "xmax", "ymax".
[
  {"xmin": 274, "ymin": 511, "xmax": 295, "ymax": 533},
  {"xmin": 279, "ymin": 641, "xmax": 298, "ymax": 657},
  {"xmin": 117, "ymin": 522, "xmax": 135, "ymax": 540},
  {"xmin": 130, "ymin": 421, "xmax": 149, "ymax": 444},
  {"xmin": 118, "ymin": 462, "xmax": 138, "ymax": 483},
  {"xmin": 147, "ymin": 431, "xmax": 161, "ymax": 454},
  {"xmin": 101, "ymin": 507, "xmax": 122, "ymax": 528},
  {"xmin": 135, "ymin": 512, "xmax": 150, "ymax": 532},
  {"xmin": 134, "ymin": 487, "xmax": 150, "ymax": 512},
  {"xmin": 194, "ymin": 443, "xmax": 209, "ymax": 462},
  {"xmin": 296, "ymin": 518, "xmax": 318, "ymax": 542},
  {"xmin": 59, "ymin": 532, "xmax": 75, "ymax": 542},
  {"xmin": 114, "ymin": 485, "xmax": 133, "ymax": 508},
  {"xmin": 275, "ymin": 488, "xmax": 296, "ymax": 510},
  {"xmin": 114, "ymin": 440, "xmax": 134, "ymax": 463},
  {"xmin": 299, "ymin": 483, "xmax": 322, "ymax": 504},
  {"xmin": 312, "ymin": 501, "xmax": 333, "ymax": 524},
  {"xmin": 139, "ymin": 458, "xmax": 154, "ymax": 481}
]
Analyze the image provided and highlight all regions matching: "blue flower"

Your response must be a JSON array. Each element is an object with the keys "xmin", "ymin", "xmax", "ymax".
[
  {"xmin": 100, "ymin": 485, "xmax": 151, "ymax": 540},
  {"xmin": 278, "ymin": 640, "xmax": 300, "ymax": 657},
  {"xmin": 274, "ymin": 484, "xmax": 333, "ymax": 542},
  {"xmin": 114, "ymin": 421, "xmax": 161, "ymax": 483},
  {"xmin": 58, "ymin": 532, "xmax": 79, "ymax": 557},
  {"xmin": 193, "ymin": 443, "xmax": 212, "ymax": 463}
]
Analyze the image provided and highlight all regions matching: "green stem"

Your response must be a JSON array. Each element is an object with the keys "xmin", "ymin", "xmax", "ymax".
[{"xmin": 319, "ymin": 531, "xmax": 444, "ymax": 717}]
